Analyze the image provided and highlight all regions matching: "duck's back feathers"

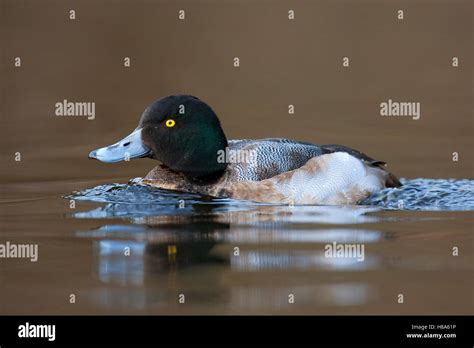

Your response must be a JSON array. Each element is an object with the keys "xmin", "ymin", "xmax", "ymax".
[
  {"xmin": 226, "ymin": 152, "xmax": 391, "ymax": 204},
  {"xmin": 227, "ymin": 138, "xmax": 323, "ymax": 181},
  {"xmin": 227, "ymin": 139, "xmax": 401, "ymax": 187}
]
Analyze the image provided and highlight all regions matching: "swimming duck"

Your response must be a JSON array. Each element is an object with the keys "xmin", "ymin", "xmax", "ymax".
[{"xmin": 89, "ymin": 95, "xmax": 400, "ymax": 204}]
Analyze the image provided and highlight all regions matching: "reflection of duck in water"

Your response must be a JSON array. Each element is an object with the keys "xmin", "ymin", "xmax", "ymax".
[
  {"xmin": 145, "ymin": 221, "xmax": 228, "ymax": 270},
  {"xmin": 86, "ymin": 222, "xmax": 376, "ymax": 310},
  {"xmin": 92, "ymin": 221, "xmax": 228, "ymax": 283},
  {"xmin": 89, "ymin": 95, "xmax": 400, "ymax": 204}
]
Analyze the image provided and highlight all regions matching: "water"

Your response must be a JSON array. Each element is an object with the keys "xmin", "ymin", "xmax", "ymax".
[
  {"xmin": 7, "ymin": 177, "xmax": 460, "ymax": 315},
  {"xmin": 361, "ymin": 178, "xmax": 474, "ymax": 211},
  {"xmin": 2, "ymin": 176, "xmax": 473, "ymax": 314}
]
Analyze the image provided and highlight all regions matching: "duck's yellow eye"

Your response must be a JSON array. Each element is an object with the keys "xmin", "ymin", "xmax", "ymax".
[{"xmin": 165, "ymin": 119, "xmax": 176, "ymax": 128}]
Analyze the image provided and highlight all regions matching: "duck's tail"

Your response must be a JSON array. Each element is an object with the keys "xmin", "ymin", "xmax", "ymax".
[{"xmin": 385, "ymin": 171, "xmax": 402, "ymax": 188}]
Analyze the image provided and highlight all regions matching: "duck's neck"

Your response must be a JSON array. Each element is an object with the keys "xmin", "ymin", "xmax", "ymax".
[
  {"xmin": 179, "ymin": 156, "xmax": 228, "ymax": 183},
  {"xmin": 162, "ymin": 142, "xmax": 228, "ymax": 182}
]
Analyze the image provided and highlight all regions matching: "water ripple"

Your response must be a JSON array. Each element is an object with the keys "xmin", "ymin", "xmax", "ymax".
[
  {"xmin": 361, "ymin": 178, "xmax": 474, "ymax": 211},
  {"xmin": 69, "ymin": 178, "xmax": 474, "ymax": 216}
]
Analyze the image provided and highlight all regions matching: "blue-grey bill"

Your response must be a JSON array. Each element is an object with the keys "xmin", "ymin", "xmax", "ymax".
[{"xmin": 88, "ymin": 128, "xmax": 151, "ymax": 163}]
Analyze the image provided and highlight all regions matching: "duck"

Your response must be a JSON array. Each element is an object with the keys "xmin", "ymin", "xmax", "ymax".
[{"xmin": 89, "ymin": 95, "xmax": 401, "ymax": 204}]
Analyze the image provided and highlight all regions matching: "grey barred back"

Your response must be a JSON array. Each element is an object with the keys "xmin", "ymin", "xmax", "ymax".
[
  {"xmin": 227, "ymin": 138, "xmax": 324, "ymax": 181},
  {"xmin": 226, "ymin": 138, "xmax": 400, "ymax": 186}
]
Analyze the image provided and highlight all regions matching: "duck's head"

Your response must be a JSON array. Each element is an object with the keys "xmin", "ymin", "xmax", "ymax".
[{"xmin": 89, "ymin": 95, "xmax": 228, "ymax": 179}]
